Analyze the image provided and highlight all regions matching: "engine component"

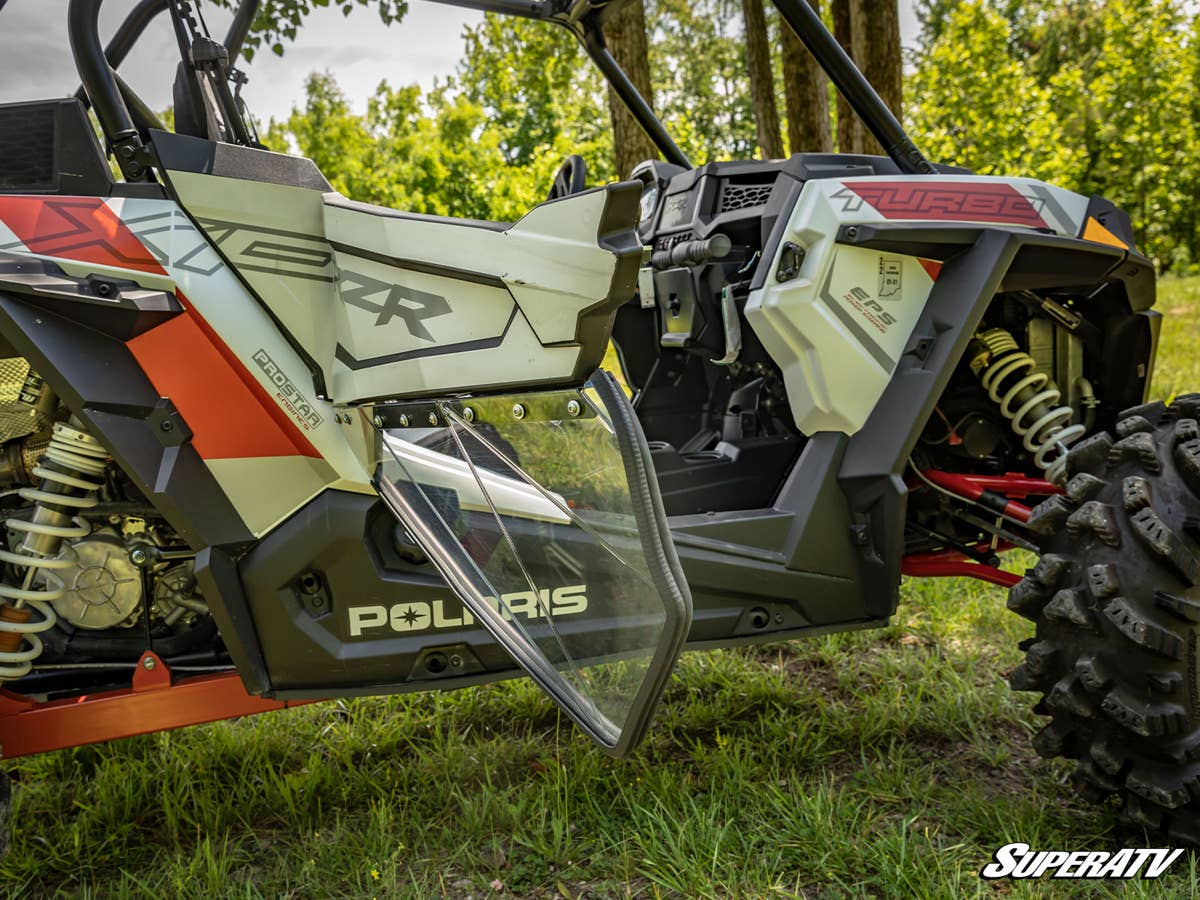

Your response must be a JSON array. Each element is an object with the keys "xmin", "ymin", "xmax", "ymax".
[
  {"xmin": 0, "ymin": 432, "xmax": 51, "ymax": 487},
  {"xmin": 42, "ymin": 531, "xmax": 143, "ymax": 630},
  {"xmin": 153, "ymin": 562, "xmax": 207, "ymax": 626},
  {"xmin": 969, "ymin": 328, "xmax": 1086, "ymax": 484},
  {"xmin": 0, "ymin": 422, "xmax": 109, "ymax": 677}
]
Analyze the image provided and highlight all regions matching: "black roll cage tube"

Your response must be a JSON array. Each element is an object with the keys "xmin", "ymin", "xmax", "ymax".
[{"xmin": 69, "ymin": 0, "xmax": 934, "ymax": 178}]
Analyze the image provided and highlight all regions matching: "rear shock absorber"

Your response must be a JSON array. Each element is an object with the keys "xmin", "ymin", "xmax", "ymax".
[
  {"xmin": 0, "ymin": 423, "xmax": 109, "ymax": 678},
  {"xmin": 969, "ymin": 328, "xmax": 1086, "ymax": 485}
]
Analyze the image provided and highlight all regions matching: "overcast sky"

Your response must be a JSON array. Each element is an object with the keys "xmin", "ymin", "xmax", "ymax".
[{"xmin": 0, "ymin": 0, "xmax": 920, "ymax": 125}]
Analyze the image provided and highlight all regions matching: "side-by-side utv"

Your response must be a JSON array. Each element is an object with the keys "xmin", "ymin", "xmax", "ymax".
[{"xmin": 0, "ymin": 0, "xmax": 1194, "ymax": 843}]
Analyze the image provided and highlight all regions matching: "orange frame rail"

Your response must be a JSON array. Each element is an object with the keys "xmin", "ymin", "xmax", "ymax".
[{"xmin": 0, "ymin": 652, "xmax": 318, "ymax": 758}]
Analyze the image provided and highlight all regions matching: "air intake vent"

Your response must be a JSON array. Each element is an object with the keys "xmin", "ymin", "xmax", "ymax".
[
  {"xmin": 0, "ymin": 99, "xmax": 114, "ymax": 197},
  {"xmin": 0, "ymin": 104, "xmax": 56, "ymax": 191},
  {"xmin": 718, "ymin": 180, "xmax": 774, "ymax": 213}
]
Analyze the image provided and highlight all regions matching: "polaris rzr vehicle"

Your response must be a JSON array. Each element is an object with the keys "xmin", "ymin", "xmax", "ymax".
[{"xmin": 0, "ymin": 0, "xmax": 1192, "ymax": 844}]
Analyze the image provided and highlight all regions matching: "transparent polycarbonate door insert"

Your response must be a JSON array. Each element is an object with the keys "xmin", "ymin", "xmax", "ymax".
[{"xmin": 371, "ymin": 372, "xmax": 689, "ymax": 752}]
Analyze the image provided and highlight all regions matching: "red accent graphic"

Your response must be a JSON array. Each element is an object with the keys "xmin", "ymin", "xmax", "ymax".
[
  {"xmin": 839, "ymin": 181, "xmax": 1048, "ymax": 229},
  {"xmin": 0, "ymin": 196, "xmax": 165, "ymax": 275},
  {"xmin": 127, "ymin": 291, "xmax": 322, "ymax": 460},
  {"xmin": 0, "ymin": 652, "xmax": 318, "ymax": 758},
  {"xmin": 917, "ymin": 258, "xmax": 943, "ymax": 281}
]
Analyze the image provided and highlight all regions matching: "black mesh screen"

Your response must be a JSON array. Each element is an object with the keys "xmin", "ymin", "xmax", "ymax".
[
  {"xmin": 718, "ymin": 180, "xmax": 774, "ymax": 213},
  {"xmin": 0, "ymin": 103, "xmax": 57, "ymax": 190}
]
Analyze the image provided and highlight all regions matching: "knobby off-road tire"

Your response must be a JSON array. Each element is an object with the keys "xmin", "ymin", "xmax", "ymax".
[{"xmin": 1009, "ymin": 395, "xmax": 1200, "ymax": 843}]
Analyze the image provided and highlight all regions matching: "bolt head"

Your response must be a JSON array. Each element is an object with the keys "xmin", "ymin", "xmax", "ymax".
[
  {"xmin": 428, "ymin": 412, "xmax": 440, "ymax": 426},
  {"xmin": 160, "ymin": 420, "xmax": 174, "ymax": 432},
  {"xmin": 142, "ymin": 657, "xmax": 156, "ymax": 670},
  {"xmin": 130, "ymin": 548, "xmax": 148, "ymax": 564},
  {"xmin": 512, "ymin": 403, "xmax": 526, "ymax": 420},
  {"xmin": 372, "ymin": 415, "xmax": 384, "ymax": 428},
  {"xmin": 566, "ymin": 399, "xmax": 581, "ymax": 417},
  {"xmin": 398, "ymin": 413, "xmax": 410, "ymax": 428},
  {"xmin": 462, "ymin": 407, "xmax": 475, "ymax": 423}
]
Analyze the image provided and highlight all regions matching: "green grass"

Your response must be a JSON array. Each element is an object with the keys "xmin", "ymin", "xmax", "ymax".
[{"xmin": 3, "ymin": 277, "xmax": 1200, "ymax": 897}]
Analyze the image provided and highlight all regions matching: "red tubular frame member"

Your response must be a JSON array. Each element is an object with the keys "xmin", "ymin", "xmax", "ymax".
[
  {"xmin": 0, "ymin": 652, "xmax": 318, "ymax": 758},
  {"xmin": 902, "ymin": 470, "xmax": 1062, "ymax": 587},
  {"xmin": 902, "ymin": 547, "xmax": 1021, "ymax": 588}
]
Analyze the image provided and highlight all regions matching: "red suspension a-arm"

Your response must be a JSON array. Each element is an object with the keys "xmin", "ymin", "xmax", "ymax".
[{"xmin": 902, "ymin": 470, "xmax": 1061, "ymax": 587}]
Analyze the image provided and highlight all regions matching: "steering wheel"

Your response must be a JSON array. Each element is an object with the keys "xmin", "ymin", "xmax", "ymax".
[{"xmin": 547, "ymin": 155, "xmax": 588, "ymax": 201}]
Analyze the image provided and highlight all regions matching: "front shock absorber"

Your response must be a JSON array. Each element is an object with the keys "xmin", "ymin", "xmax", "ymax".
[
  {"xmin": 969, "ymin": 328, "xmax": 1086, "ymax": 485},
  {"xmin": 0, "ymin": 422, "xmax": 109, "ymax": 679}
]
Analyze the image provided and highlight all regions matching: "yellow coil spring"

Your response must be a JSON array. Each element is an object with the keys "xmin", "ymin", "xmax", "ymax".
[
  {"xmin": 0, "ymin": 423, "xmax": 108, "ymax": 679},
  {"xmin": 974, "ymin": 328, "xmax": 1085, "ymax": 484}
]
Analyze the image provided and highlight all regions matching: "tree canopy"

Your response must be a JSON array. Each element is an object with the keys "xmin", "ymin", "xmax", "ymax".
[{"xmin": 256, "ymin": 0, "xmax": 1200, "ymax": 270}]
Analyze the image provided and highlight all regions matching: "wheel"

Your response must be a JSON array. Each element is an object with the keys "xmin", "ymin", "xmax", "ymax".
[{"xmin": 1009, "ymin": 395, "xmax": 1200, "ymax": 843}]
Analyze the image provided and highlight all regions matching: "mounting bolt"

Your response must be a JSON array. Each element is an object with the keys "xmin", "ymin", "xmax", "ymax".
[
  {"xmin": 372, "ymin": 415, "xmax": 384, "ymax": 428},
  {"xmin": 142, "ymin": 656, "xmax": 156, "ymax": 671},
  {"xmin": 512, "ymin": 403, "xmax": 526, "ymax": 420},
  {"xmin": 129, "ymin": 547, "xmax": 149, "ymax": 566},
  {"xmin": 428, "ymin": 411, "xmax": 440, "ymax": 426},
  {"xmin": 566, "ymin": 399, "xmax": 581, "ymax": 417},
  {"xmin": 398, "ymin": 413, "xmax": 410, "ymax": 428},
  {"xmin": 462, "ymin": 407, "xmax": 474, "ymax": 423}
]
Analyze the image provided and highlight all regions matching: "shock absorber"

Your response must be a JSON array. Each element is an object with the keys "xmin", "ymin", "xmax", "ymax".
[
  {"xmin": 0, "ymin": 422, "xmax": 109, "ymax": 679},
  {"xmin": 969, "ymin": 328, "xmax": 1086, "ymax": 485}
]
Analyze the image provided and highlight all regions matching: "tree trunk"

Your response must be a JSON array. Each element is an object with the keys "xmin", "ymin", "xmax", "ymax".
[
  {"xmin": 862, "ymin": 0, "xmax": 903, "ymax": 156},
  {"xmin": 603, "ymin": 0, "xmax": 659, "ymax": 178},
  {"xmin": 781, "ymin": 0, "xmax": 832, "ymax": 154},
  {"xmin": 831, "ymin": 0, "xmax": 865, "ymax": 154},
  {"xmin": 743, "ymin": 0, "xmax": 785, "ymax": 159}
]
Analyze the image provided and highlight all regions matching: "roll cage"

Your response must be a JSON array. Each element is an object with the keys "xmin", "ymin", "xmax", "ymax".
[{"xmin": 67, "ymin": 0, "xmax": 934, "ymax": 182}]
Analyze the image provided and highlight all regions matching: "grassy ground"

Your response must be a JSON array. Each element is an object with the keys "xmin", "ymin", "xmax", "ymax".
[{"xmin": 2, "ymin": 278, "xmax": 1200, "ymax": 897}]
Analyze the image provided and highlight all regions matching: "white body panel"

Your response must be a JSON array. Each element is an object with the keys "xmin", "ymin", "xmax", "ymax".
[{"xmin": 746, "ymin": 175, "xmax": 1091, "ymax": 435}]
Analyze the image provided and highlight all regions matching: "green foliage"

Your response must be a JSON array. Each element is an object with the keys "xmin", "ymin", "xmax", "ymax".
[
  {"xmin": 455, "ymin": 15, "xmax": 612, "ymax": 175},
  {"xmin": 649, "ymin": 0, "xmax": 757, "ymax": 164},
  {"xmin": 263, "ymin": 71, "xmax": 552, "ymax": 221},
  {"xmin": 907, "ymin": 2, "xmax": 1084, "ymax": 185},
  {"xmin": 210, "ymin": 0, "xmax": 407, "ymax": 60},
  {"xmin": 250, "ymin": 0, "xmax": 1198, "ymax": 266},
  {"xmin": 909, "ymin": 0, "xmax": 1200, "ymax": 270}
]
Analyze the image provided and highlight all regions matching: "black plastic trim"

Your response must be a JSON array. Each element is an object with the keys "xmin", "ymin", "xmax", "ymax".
[
  {"xmin": 327, "ymin": 240, "xmax": 508, "ymax": 289},
  {"xmin": 151, "ymin": 130, "xmax": 332, "ymax": 191}
]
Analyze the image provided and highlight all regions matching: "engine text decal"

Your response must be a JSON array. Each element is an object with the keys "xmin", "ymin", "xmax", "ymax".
[{"xmin": 252, "ymin": 349, "xmax": 324, "ymax": 430}]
